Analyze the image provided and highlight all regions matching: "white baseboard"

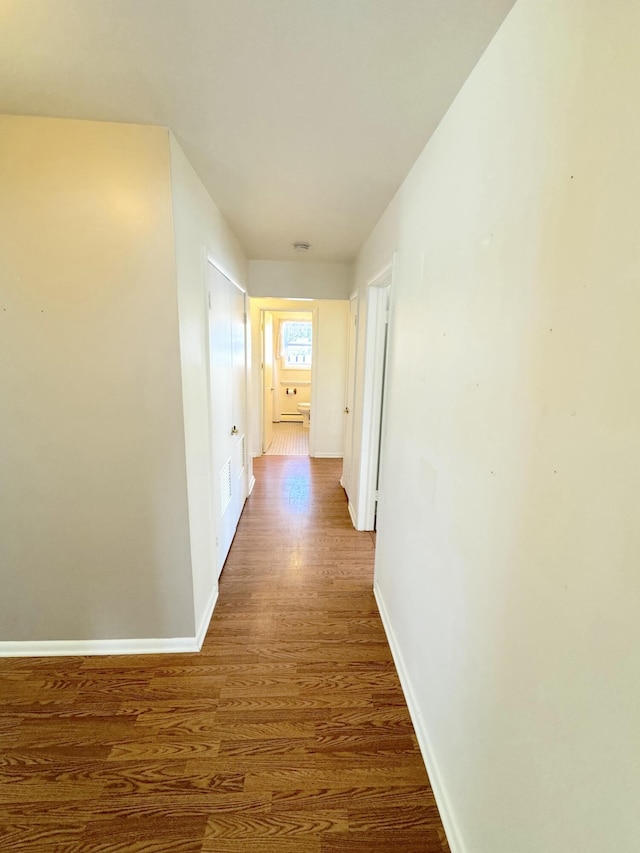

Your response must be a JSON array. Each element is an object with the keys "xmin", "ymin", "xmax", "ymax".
[
  {"xmin": 195, "ymin": 584, "xmax": 219, "ymax": 650},
  {"xmin": 373, "ymin": 582, "xmax": 464, "ymax": 853},
  {"xmin": 248, "ymin": 474, "xmax": 256, "ymax": 495},
  {"xmin": 348, "ymin": 500, "xmax": 358, "ymax": 530},
  {"xmin": 311, "ymin": 452, "xmax": 343, "ymax": 458},
  {"xmin": 0, "ymin": 636, "xmax": 200, "ymax": 658},
  {"xmin": 0, "ymin": 585, "xmax": 221, "ymax": 659}
]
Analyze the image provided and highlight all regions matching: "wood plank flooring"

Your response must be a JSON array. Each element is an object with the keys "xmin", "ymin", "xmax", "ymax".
[{"xmin": 0, "ymin": 456, "xmax": 450, "ymax": 852}]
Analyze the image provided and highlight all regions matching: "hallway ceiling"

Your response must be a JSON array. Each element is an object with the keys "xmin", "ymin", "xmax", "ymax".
[{"xmin": 0, "ymin": 0, "xmax": 515, "ymax": 262}]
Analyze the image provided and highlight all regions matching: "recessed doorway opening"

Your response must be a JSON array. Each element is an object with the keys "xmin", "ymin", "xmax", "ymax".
[{"xmin": 260, "ymin": 309, "xmax": 314, "ymax": 457}]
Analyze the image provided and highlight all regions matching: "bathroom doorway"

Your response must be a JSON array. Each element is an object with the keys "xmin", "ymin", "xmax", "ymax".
[{"xmin": 261, "ymin": 309, "xmax": 314, "ymax": 456}]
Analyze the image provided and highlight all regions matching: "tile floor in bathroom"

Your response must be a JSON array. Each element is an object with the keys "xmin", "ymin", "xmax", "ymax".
[{"xmin": 265, "ymin": 421, "xmax": 309, "ymax": 456}]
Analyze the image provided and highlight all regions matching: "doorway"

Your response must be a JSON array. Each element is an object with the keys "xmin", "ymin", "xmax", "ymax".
[
  {"xmin": 261, "ymin": 310, "xmax": 314, "ymax": 456},
  {"xmin": 351, "ymin": 263, "xmax": 393, "ymax": 531}
]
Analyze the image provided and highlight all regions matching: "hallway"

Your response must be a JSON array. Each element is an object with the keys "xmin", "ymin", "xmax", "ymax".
[{"xmin": 0, "ymin": 457, "xmax": 449, "ymax": 852}]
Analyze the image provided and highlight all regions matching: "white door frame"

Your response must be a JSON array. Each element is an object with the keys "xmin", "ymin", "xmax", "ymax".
[
  {"xmin": 340, "ymin": 292, "xmax": 359, "ymax": 506},
  {"xmin": 357, "ymin": 262, "xmax": 393, "ymax": 531},
  {"xmin": 260, "ymin": 310, "xmax": 275, "ymax": 453}
]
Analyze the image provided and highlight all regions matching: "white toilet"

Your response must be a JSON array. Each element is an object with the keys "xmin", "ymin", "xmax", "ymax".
[{"xmin": 297, "ymin": 402, "xmax": 311, "ymax": 429}]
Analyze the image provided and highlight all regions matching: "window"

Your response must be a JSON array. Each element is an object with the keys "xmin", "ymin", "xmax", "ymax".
[{"xmin": 281, "ymin": 320, "xmax": 312, "ymax": 369}]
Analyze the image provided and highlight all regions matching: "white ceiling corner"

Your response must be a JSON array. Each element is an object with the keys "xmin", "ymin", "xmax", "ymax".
[{"xmin": 0, "ymin": 0, "xmax": 516, "ymax": 262}]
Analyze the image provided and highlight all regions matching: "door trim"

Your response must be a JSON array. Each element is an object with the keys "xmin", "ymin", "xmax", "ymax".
[{"xmin": 357, "ymin": 260, "xmax": 394, "ymax": 531}]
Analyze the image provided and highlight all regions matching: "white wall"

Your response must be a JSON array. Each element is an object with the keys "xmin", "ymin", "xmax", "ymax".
[
  {"xmin": 0, "ymin": 116, "xmax": 195, "ymax": 644},
  {"xmin": 169, "ymin": 134, "xmax": 248, "ymax": 639},
  {"xmin": 249, "ymin": 298, "xmax": 348, "ymax": 458},
  {"xmin": 249, "ymin": 260, "xmax": 352, "ymax": 300},
  {"xmin": 353, "ymin": 1, "xmax": 640, "ymax": 851}
]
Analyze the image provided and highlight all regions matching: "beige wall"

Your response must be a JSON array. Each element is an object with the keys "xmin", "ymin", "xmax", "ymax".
[
  {"xmin": 249, "ymin": 260, "xmax": 352, "ymax": 300},
  {"xmin": 352, "ymin": 1, "xmax": 640, "ymax": 850},
  {"xmin": 0, "ymin": 116, "xmax": 194, "ymax": 642},
  {"xmin": 169, "ymin": 135, "xmax": 248, "ymax": 639},
  {"xmin": 277, "ymin": 370, "xmax": 311, "ymax": 416}
]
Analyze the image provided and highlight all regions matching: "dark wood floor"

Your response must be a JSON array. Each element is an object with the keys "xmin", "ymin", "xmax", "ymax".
[{"xmin": 0, "ymin": 456, "xmax": 449, "ymax": 852}]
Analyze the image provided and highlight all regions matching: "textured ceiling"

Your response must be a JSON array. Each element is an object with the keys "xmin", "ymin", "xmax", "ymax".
[{"xmin": 0, "ymin": 0, "xmax": 515, "ymax": 261}]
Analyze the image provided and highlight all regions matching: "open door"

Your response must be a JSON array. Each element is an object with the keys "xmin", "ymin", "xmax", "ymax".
[
  {"xmin": 207, "ymin": 261, "xmax": 248, "ymax": 576},
  {"xmin": 262, "ymin": 311, "xmax": 274, "ymax": 453},
  {"xmin": 341, "ymin": 294, "xmax": 358, "ymax": 501}
]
